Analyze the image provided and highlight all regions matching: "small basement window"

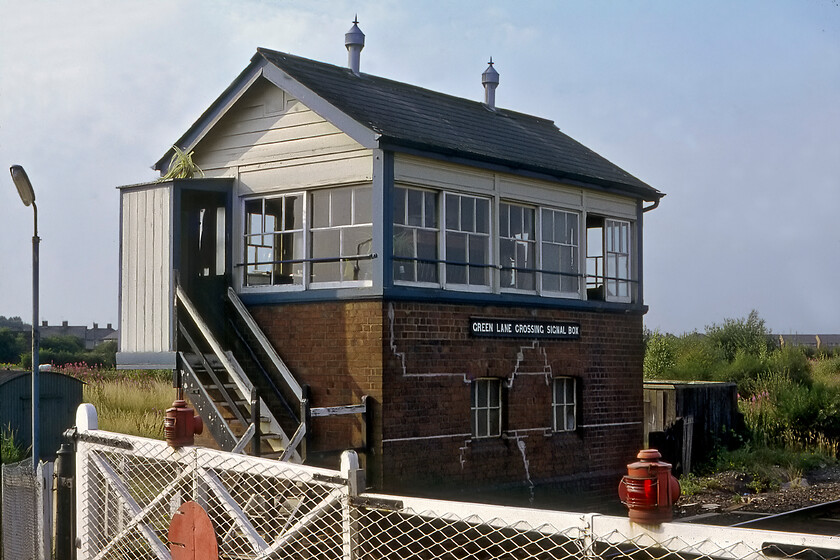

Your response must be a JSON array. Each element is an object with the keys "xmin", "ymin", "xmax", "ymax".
[
  {"xmin": 552, "ymin": 377, "xmax": 577, "ymax": 432},
  {"xmin": 471, "ymin": 378, "xmax": 501, "ymax": 438}
]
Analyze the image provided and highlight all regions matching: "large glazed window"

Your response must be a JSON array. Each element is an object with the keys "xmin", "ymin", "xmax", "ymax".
[
  {"xmin": 310, "ymin": 186, "xmax": 373, "ymax": 285},
  {"xmin": 471, "ymin": 378, "xmax": 502, "ymax": 438},
  {"xmin": 499, "ymin": 203, "xmax": 536, "ymax": 291},
  {"xmin": 444, "ymin": 193, "xmax": 490, "ymax": 288},
  {"xmin": 393, "ymin": 187, "xmax": 439, "ymax": 284},
  {"xmin": 541, "ymin": 208, "xmax": 580, "ymax": 295},
  {"xmin": 244, "ymin": 194, "xmax": 303, "ymax": 286}
]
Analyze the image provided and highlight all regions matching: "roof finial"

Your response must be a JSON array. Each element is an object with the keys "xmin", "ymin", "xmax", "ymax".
[
  {"xmin": 345, "ymin": 16, "xmax": 365, "ymax": 75},
  {"xmin": 482, "ymin": 57, "xmax": 500, "ymax": 109}
]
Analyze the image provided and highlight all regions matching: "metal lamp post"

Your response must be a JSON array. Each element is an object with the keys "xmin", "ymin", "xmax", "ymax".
[{"xmin": 9, "ymin": 164, "xmax": 40, "ymax": 469}]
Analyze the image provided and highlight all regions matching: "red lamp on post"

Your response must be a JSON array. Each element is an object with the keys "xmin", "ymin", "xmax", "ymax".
[{"xmin": 618, "ymin": 448, "xmax": 681, "ymax": 524}]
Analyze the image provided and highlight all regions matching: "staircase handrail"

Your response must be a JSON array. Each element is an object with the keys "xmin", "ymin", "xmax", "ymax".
[
  {"xmin": 226, "ymin": 287, "xmax": 304, "ymax": 402},
  {"xmin": 175, "ymin": 284, "xmax": 252, "ymax": 400}
]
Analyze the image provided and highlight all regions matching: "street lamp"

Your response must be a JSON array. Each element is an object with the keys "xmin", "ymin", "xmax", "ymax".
[{"xmin": 9, "ymin": 164, "xmax": 40, "ymax": 470}]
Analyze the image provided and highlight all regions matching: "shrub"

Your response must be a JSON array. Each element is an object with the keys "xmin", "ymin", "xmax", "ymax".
[
  {"xmin": 705, "ymin": 310, "xmax": 773, "ymax": 362},
  {"xmin": 643, "ymin": 330, "xmax": 675, "ymax": 379}
]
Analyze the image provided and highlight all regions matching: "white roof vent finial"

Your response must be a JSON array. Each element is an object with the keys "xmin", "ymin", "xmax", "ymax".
[
  {"xmin": 345, "ymin": 16, "xmax": 365, "ymax": 75},
  {"xmin": 482, "ymin": 57, "xmax": 500, "ymax": 109}
]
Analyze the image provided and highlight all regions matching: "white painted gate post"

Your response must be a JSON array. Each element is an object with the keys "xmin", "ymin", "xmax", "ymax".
[{"xmin": 340, "ymin": 450, "xmax": 364, "ymax": 560}]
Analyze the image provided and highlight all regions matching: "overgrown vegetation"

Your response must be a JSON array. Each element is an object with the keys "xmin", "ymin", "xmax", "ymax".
[
  {"xmin": 1, "ymin": 425, "xmax": 25, "ymax": 464},
  {"xmin": 645, "ymin": 310, "xmax": 840, "ymax": 492},
  {"xmin": 57, "ymin": 364, "xmax": 174, "ymax": 439}
]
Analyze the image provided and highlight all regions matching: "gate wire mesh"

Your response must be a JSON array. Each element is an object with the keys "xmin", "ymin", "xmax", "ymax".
[
  {"xmin": 77, "ymin": 432, "xmax": 347, "ymax": 560},
  {"xmin": 76, "ymin": 429, "xmax": 840, "ymax": 560},
  {"xmin": 2, "ymin": 460, "xmax": 45, "ymax": 560}
]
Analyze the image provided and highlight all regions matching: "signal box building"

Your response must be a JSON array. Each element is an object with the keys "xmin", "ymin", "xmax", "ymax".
[{"xmin": 117, "ymin": 24, "xmax": 663, "ymax": 501}]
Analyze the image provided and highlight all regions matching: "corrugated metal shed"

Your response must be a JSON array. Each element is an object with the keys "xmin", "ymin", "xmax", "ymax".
[{"xmin": 0, "ymin": 369, "xmax": 83, "ymax": 461}]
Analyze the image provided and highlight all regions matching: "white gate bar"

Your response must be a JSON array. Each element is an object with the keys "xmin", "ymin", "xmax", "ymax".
[
  {"xmin": 263, "ymin": 487, "xmax": 345, "ymax": 558},
  {"xmin": 91, "ymin": 454, "xmax": 171, "ymax": 560},
  {"xmin": 91, "ymin": 466, "xmax": 192, "ymax": 560},
  {"xmin": 590, "ymin": 514, "xmax": 840, "ymax": 560},
  {"xmin": 200, "ymin": 468, "xmax": 269, "ymax": 554}
]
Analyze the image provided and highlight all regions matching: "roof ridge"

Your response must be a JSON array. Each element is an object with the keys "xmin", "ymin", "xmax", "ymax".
[{"xmin": 256, "ymin": 47, "xmax": 557, "ymax": 127}]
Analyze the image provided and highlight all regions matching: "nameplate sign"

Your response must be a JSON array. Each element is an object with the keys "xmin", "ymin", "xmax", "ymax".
[{"xmin": 469, "ymin": 318, "xmax": 580, "ymax": 339}]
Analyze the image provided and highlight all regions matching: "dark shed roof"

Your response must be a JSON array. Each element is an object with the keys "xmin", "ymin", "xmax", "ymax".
[{"xmin": 158, "ymin": 49, "xmax": 662, "ymax": 201}]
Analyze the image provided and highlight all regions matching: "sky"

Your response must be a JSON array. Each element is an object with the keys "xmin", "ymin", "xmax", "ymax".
[{"xmin": 1, "ymin": 0, "xmax": 838, "ymax": 336}]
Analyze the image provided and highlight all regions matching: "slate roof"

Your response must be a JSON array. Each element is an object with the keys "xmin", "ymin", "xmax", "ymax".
[
  {"xmin": 256, "ymin": 49, "xmax": 660, "ymax": 200},
  {"xmin": 159, "ymin": 48, "xmax": 661, "ymax": 200}
]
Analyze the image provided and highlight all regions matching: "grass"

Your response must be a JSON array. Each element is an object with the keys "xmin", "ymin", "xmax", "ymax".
[{"xmin": 56, "ymin": 364, "xmax": 175, "ymax": 440}]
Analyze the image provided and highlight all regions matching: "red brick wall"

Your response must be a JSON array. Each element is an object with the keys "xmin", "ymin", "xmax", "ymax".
[
  {"xmin": 251, "ymin": 299, "xmax": 644, "ymax": 500},
  {"xmin": 251, "ymin": 301, "xmax": 385, "ymax": 484},
  {"xmin": 382, "ymin": 302, "xmax": 644, "ymax": 498}
]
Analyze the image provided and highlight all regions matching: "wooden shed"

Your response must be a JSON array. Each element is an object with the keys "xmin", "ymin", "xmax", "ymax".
[
  {"xmin": 0, "ymin": 369, "xmax": 83, "ymax": 462},
  {"xmin": 644, "ymin": 380, "xmax": 743, "ymax": 475}
]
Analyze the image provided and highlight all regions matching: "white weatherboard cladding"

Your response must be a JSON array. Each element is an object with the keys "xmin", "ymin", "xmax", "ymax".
[
  {"xmin": 191, "ymin": 79, "xmax": 372, "ymax": 195},
  {"xmin": 585, "ymin": 192, "xmax": 637, "ymax": 220},
  {"xmin": 395, "ymin": 155, "xmax": 494, "ymax": 192},
  {"xmin": 119, "ymin": 186, "xmax": 172, "ymax": 353}
]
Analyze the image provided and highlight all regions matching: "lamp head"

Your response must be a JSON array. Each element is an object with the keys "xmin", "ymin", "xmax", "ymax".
[{"xmin": 10, "ymin": 165, "xmax": 35, "ymax": 206}]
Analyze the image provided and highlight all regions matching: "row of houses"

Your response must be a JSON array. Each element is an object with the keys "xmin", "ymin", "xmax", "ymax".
[{"xmin": 1, "ymin": 320, "xmax": 116, "ymax": 350}]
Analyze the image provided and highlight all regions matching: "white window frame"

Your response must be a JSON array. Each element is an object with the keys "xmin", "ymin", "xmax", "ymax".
[
  {"xmin": 605, "ymin": 218, "xmax": 632, "ymax": 303},
  {"xmin": 309, "ymin": 185, "xmax": 374, "ymax": 289},
  {"xmin": 471, "ymin": 378, "xmax": 502, "ymax": 439},
  {"xmin": 443, "ymin": 192, "xmax": 492, "ymax": 291},
  {"xmin": 499, "ymin": 201, "xmax": 537, "ymax": 293},
  {"xmin": 393, "ymin": 186, "xmax": 440, "ymax": 286},
  {"xmin": 539, "ymin": 207, "xmax": 581, "ymax": 298},
  {"xmin": 242, "ymin": 192, "xmax": 306, "ymax": 290},
  {"xmin": 552, "ymin": 377, "xmax": 577, "ymax": 432}
]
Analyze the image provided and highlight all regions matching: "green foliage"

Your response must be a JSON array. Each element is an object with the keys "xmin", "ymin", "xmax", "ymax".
[
  {"xmin": 645, "ymin": 310, "xmax": 840, "ymax": 465},
  {"xmin": 57, "ymin": 365, "xmax": 174, "ymax": 439},
  {"xmin": 705, "ymin": 310, "xmax": 773, "ymax": 362},
  {"xmin": 160, "ymin": 145, "xmax": 204, "ymax": 180},
  {"xmin": 1, "ymin": 425, "xmax": 26, "ymax": 464},
  {"xmin": 643, "ymin": 329, "xmax": 675, "ymax": 379},
  {"xmin": 0, "ymin": 327, "xmax": 27, "ymax": 363}
]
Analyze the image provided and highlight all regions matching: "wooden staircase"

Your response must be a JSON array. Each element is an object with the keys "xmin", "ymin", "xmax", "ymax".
[{"xmin": 176, "ymin": 284, "xmax": 304, "ymax": 462}]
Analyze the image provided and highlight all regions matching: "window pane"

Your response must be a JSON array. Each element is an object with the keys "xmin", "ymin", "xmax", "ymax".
[
  {"xmin": 417, "ymin": 230, "xmax": 438, "ymax": 283},
  {"xmin": 500, "ymin": 238, "xmax": 515, "ymax": 287},
  {"xmin": 393, "ymin": 226, "xmax": 413, "ymax": 258},
  {"xmin": 424, "ymin": 191, "xmax": 437, "ymax": 228},
  {"xmin": 393, "ymin": 188, "xmax": 406, "ymax": 225},
  {"xmin": 311, "ymin": 190, "xmax": 330, "ymax": 228},
  {"xmin": 488, "ymin": 380, "xmax": 499, "ymax": 407},
  {"xmin": 332, "ymin": 188, "xmax": 352, "ymax": 226},
  {"xmin": 554, "ymin": 212, "xmax": 566, "ymax": 244},
  {"xmin": 566, "ymin": 407, "xmax": 576, "ymax": 430},
  {"xmin": 477, "ymin": 411, "xmax": 488, "ymax": 438},
  {"xmin": 523, "ymin": 207, "xmax": 534, "ymax": 240},
  {"xmin": 468, "ymin": 234, "xmax": 488, "ymax": 286},
  {"xmin": 407, "ymin": 188, "xmax": 423, "ymax": 227},
  {"xmin": 488, "ymin": 409, "xmax": 500, "ymax": 436},
  {"xmin": 541, "ymin": 209, "xmax": 553, "ymax": 242},
  {"xmin": 461, "ymin": 197, "xmax": 474, "ymax": 232},
  {"xmin": 245, "ymin": 200, "xmax": 262, "ymax": 235},
  {"xmin": 509, "ymin": 205, "xmax": 521, "ymax": 237},
  {"xmin": 447, "ymin": 232, "xmax": 467, "ymax": 264},
  {"xmin": 445, "ymin": 194, "xmax": 459, "ymax": 230},
  {"xmin": 311, "ymin": 229, "xmax": 340, "ymax": 282},
  {"xmin": 353, "ymin": 187, "xmax": 371, "ymax": 224},
  {"xmin": 475, "ymin": 198, "xmax": 489, "ymax": 233},
  {"xmin": 285, "ymin": 195, "xmax": 302, "ymax": 230}
]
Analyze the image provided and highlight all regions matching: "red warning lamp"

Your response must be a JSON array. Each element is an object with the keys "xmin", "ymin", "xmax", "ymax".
[
  {"xmin": 164, "ymin": 399, "xmax": 203, "ymax": 448},
  {"xmin": 618, "ymin": 448, "xmax": 681, "ymax": 524}
]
